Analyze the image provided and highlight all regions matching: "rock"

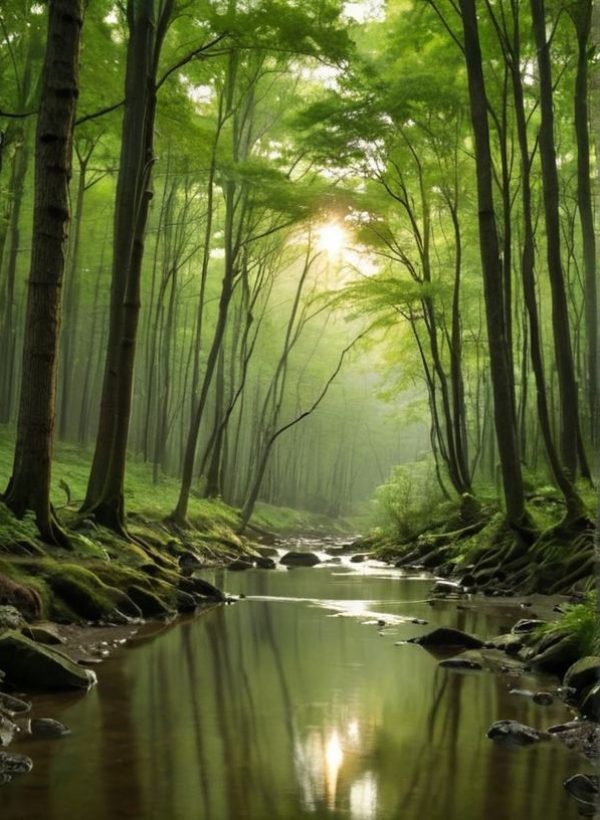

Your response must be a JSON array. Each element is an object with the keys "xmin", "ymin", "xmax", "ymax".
[
  {"xmin": 22, "ymin": 624, "xmax": 65, "ymax": 646},
  {"xmin": 0, "ymin": 576, "xmax": 42, "ymax": 621},
  {"xmin": 0, "ymin": 714, "xmax": 18, "ymax": 747},
  {"xmin": 533, "ymin": 691, "xmax": 554, "ymax": 706},
  {"xmin": 439, "ymin": 657, "xmax": 483, "ymax": 671},
  {"xmin": 411, "ymin": 618, "xmax": 428, "ymax": 625},
  {"xmin": 0, "ymin": 750, "xmax": 33, "ymax": 783},
  {"xmin": 0, "ymin": 606, "xmax": 25, "ymax": 633},
  {"xmin": 564, "ymin": 657, "xmax": 600, "ymax": 696},
  {"xmin": 227, "ymin": 559, "xmax": 253, "ymax": 571},
  {"xmin": 0, "ymin": 693, "xmax": 31, "ymax": 716},
  {"xmin": 580, "ymin": 683, "xmax": 600, "ymax": 721},
  {"xmin": 0, "ymin": 631, "xmax": 97, "ymax": 690},
  {"xmin": 487, "ymin": 720, "xmax": 551, "ymax": 747},
  {"xmin": 254, "ymin": 556, "xmax": 276, "ymax": 569},
  {"xmin": 184, "ymin": 577, "xmax": 225, "ymax": 601},
  {"xmin": 127, "ymin": 585, "xmax": 173, "ymax": 618},
  {"xmin": 280, "ymin": 552, "xmax": 321, "ymax": 567},
  {"xmin": 30, "ymin": 718, "xmax": 70, "ymax": 739},
  {"xmin": 563, "ymin": 774, "xmax": 600, "ymax": 808},
  {"xmin": 549, "ymin": 721, "xmax": 600, "ymax": 760},
  {"xmin": 489, "ymin": 633, "xmax": 524, "ymax": 654},
  {"xmin": 511, "ymin": 618, "xmax": 547, "ymax": 634},
  {"xmin": 529, "ymin": 634, "xmax": 580, "ymax": 675},
  {"xmin": 350, "ymin": 554, "xmax": 366, "ymax": 563},
  {"xmin": 407, "ymin": 627, "xmax": 484, "ymax": 649},
  {"xmin": 431, "ymin": 580, "xmax": 464, "ymax": 595}
]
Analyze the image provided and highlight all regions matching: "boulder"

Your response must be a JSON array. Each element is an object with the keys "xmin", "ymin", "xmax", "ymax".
[
  {"xmin": 487, "ymin": 720, "xmax": 551, "ymax": 747},
  {"xmin": 563, "ymin": 774, "xmax": 599, "ymax": 809},
  {"xmin": 280, "ymin": 551, "xmax": 321, "ymax": 567},
  {"xmin": 408, "ymin": 627, "xmax": 484, "ymax": 650},
  {"xmin": 174, "ymin": 589, "xmax": 197, "ymax": 613},
  {"xmin": 29, "ymin": 718, "xmax": 70, "ymax": 739},
  {"xmin": 529, "ymin": 634, "xmax": 580, "ymax": 675},
  {"xmin": 350, "ymin": 554, "xmax": 367, "ymax": 563},
  {"xmin": 254, "ymin": 556, "xmax": 276, "ymax": 569},
  {"xmin": 564, "ymin": 656, "xmax": 600, "ymax": 696},
  {"xmin": 0, "ymin": 631, "xmax": 97, "ymax": 690},
  {"xmin": 0, "ymin": 750, "xmax": 33, "ymax": 783}
]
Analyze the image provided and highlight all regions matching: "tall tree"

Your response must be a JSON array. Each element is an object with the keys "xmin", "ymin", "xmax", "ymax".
[{"xmin": 3, "ymin": 0, "xmax": 83, "ymax": 543}]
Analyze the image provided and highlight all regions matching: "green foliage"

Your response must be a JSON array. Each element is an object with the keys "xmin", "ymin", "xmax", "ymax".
[
  {"xmin": 372, "ymin": 460, "xmax": 445, "ymax": 539},
  {"xmin": 539, "ymin": 593, "xmax": 599, "ymax": 656}
]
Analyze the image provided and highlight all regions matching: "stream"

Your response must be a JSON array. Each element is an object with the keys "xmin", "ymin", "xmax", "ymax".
[{"xmin": 1, "ymin": 540, "xmax": 590, "ymax": 819}]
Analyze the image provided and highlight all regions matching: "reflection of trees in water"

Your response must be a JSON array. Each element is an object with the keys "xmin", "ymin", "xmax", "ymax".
[{"xmin": 180, "ymin": 621, "xmax": 211, "ymax": 818}]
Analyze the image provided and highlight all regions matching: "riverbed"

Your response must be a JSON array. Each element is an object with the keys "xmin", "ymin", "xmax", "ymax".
[{"xmin": 1, "ymin": 542, "xmax": 589, "ymax": 819}]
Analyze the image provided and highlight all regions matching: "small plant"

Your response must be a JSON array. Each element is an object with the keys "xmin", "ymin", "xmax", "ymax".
[
  {"xmin": 539, "ymin": 592, "xmax": 599, "ymax": 656},
  {"xmin": 372, "ymin": 461, "xmax": 445, "ymax": 541}
]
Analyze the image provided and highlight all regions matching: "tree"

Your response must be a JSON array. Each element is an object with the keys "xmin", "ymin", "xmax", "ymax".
[{"xmin": 3, "ymin": 0, "xmax": 83, "ymax": 543}]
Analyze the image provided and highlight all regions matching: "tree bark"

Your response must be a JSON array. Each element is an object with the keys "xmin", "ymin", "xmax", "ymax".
[{"xmin": 4, "ymin": 0, "xmax": 82, "ymax": 544}]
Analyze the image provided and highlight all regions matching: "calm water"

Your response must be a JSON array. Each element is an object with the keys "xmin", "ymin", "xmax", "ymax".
[{"xmin": 1, "ymin": 550, "xmax": 590, "ymax": 820}]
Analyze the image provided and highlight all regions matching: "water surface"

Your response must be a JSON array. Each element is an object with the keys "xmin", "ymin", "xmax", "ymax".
[{"xmin": 2, "ymin": 552, "xmax": 588, "ymax": 819}]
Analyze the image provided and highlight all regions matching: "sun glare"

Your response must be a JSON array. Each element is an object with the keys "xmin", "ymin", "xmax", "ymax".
[{"xmin": 318, "ymin": 223, "xmax": 346, "ymax": 257}]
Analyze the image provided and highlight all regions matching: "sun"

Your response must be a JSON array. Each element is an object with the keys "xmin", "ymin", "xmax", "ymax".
[{"xmin": 317, "ymin": 222, "xmax": 346, "ymax": 257}]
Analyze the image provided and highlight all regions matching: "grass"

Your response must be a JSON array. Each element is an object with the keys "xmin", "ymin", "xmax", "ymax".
[{"xmin": 538, "ymin": 592, "xmax": 599, "ymax": 656}]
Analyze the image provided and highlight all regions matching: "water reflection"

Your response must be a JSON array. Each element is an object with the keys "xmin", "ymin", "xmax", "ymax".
[{"xmin": 2, "ymin": 566, "xmax": 589, "ymax": 820}]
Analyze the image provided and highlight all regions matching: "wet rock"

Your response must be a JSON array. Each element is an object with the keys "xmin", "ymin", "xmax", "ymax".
[
  {"xmin": 411, "ymin": 618, "xmax": 428, "ymax": 625},
  {"xmin": 407, "ymin": 627, "xmax": 484, "ymax": 649},
  {"xmin": 564, "ymin": 657, "xmax": 600, "ymax": 697},
  {"xmin": 580, "ymin": 683, "xmax": 600, "ymax": 721},
  {"xmin": 439, "ymin": 657, "xmax": 483, "ymax": 671},
  {"xmin": 254, "ymin": 556, "xmax": 276, "ymax": 570},
  {"xmin": 0, "ymin": 693, "xmax": 31, "ymax": 716},
  {"xmin": 0, "ymin": 714, "xmax": 18, "ymax": 747},
  {"xmin": 511, "ymin": 618, "xmax": 547, "ymax": 634},
  {"xmin": 431, "ymin": 580, "xmax": 465, "ymax": 596},
  {"xmin": 529, "ymin": 633, "xmax": 580, "ymax": 676},
  {"xmin": 487, "ymin": 720, "xmax": 551, "ymax": 747},
  {"xmin": 22, "ymin": 624, "xmax": 65, "ymax": 646},
  {"xmin": 0, "ymin": 606, "xmax": 25, "ymax": 633},
  {"xmin": 564, "ymin": 774, "xmax": 600, "ymax": 809},
  {"xmin": 127, "ymin": 585, "xmax": 173, "ymax": 618},
  {"xmin": 488, "ymin": 633, "xmax": 524, "ymax": 655},
  {"xmin": 280, "ymin": 552, "xmax": 321, "ymax": 567},
  {"xmin": 181, "ymin": 577, "xmax": 225, "ymax": 601},
  {"xmin": 0, "ymin": 631, "xmax": 97, "ymax": 690},
  {"xmin": 533, "ymin": 691, "xmax": 554, "ymax": 706},
  {"xmin": 0, "ymin": 750, "xmax": 33, "ymax": 783},
  {"xmin": 227, "ymin": 559, "xmax": 253, "ymax": 571},
  {"xmin": 30, "ymin": 718, "xmax": 71, "ymax": 739},
  {"xmin": 350, "ymin": 554, "xmax": 367, "ymax": 563}
]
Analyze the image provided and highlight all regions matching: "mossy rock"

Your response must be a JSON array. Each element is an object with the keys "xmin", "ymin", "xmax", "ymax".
[
  {"xmin": 0, "ymin": 631, "xmax": 96, "ymax": 690},
  {"xmin": 564, "ymin": 656, "xmax": 600, "ymax": 694}
]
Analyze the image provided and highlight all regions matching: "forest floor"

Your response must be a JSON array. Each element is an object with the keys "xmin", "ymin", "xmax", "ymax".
[{"xmin": 0, "ymin": 426, "xmax": 359, "ymax": 629}]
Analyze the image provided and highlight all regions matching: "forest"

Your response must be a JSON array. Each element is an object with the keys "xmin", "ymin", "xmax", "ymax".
[{"xmin": 0, "ymin": 1, "xmax": 599, "ymax": 818}]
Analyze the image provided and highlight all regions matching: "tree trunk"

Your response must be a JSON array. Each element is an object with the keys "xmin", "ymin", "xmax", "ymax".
[
  {"xmin": 4, "ymin": 0, "xmax": 82, "ymax": 544},
  {"xmin": 458, "ymin": 0, "xmax": 526, "ymax": 527}
]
